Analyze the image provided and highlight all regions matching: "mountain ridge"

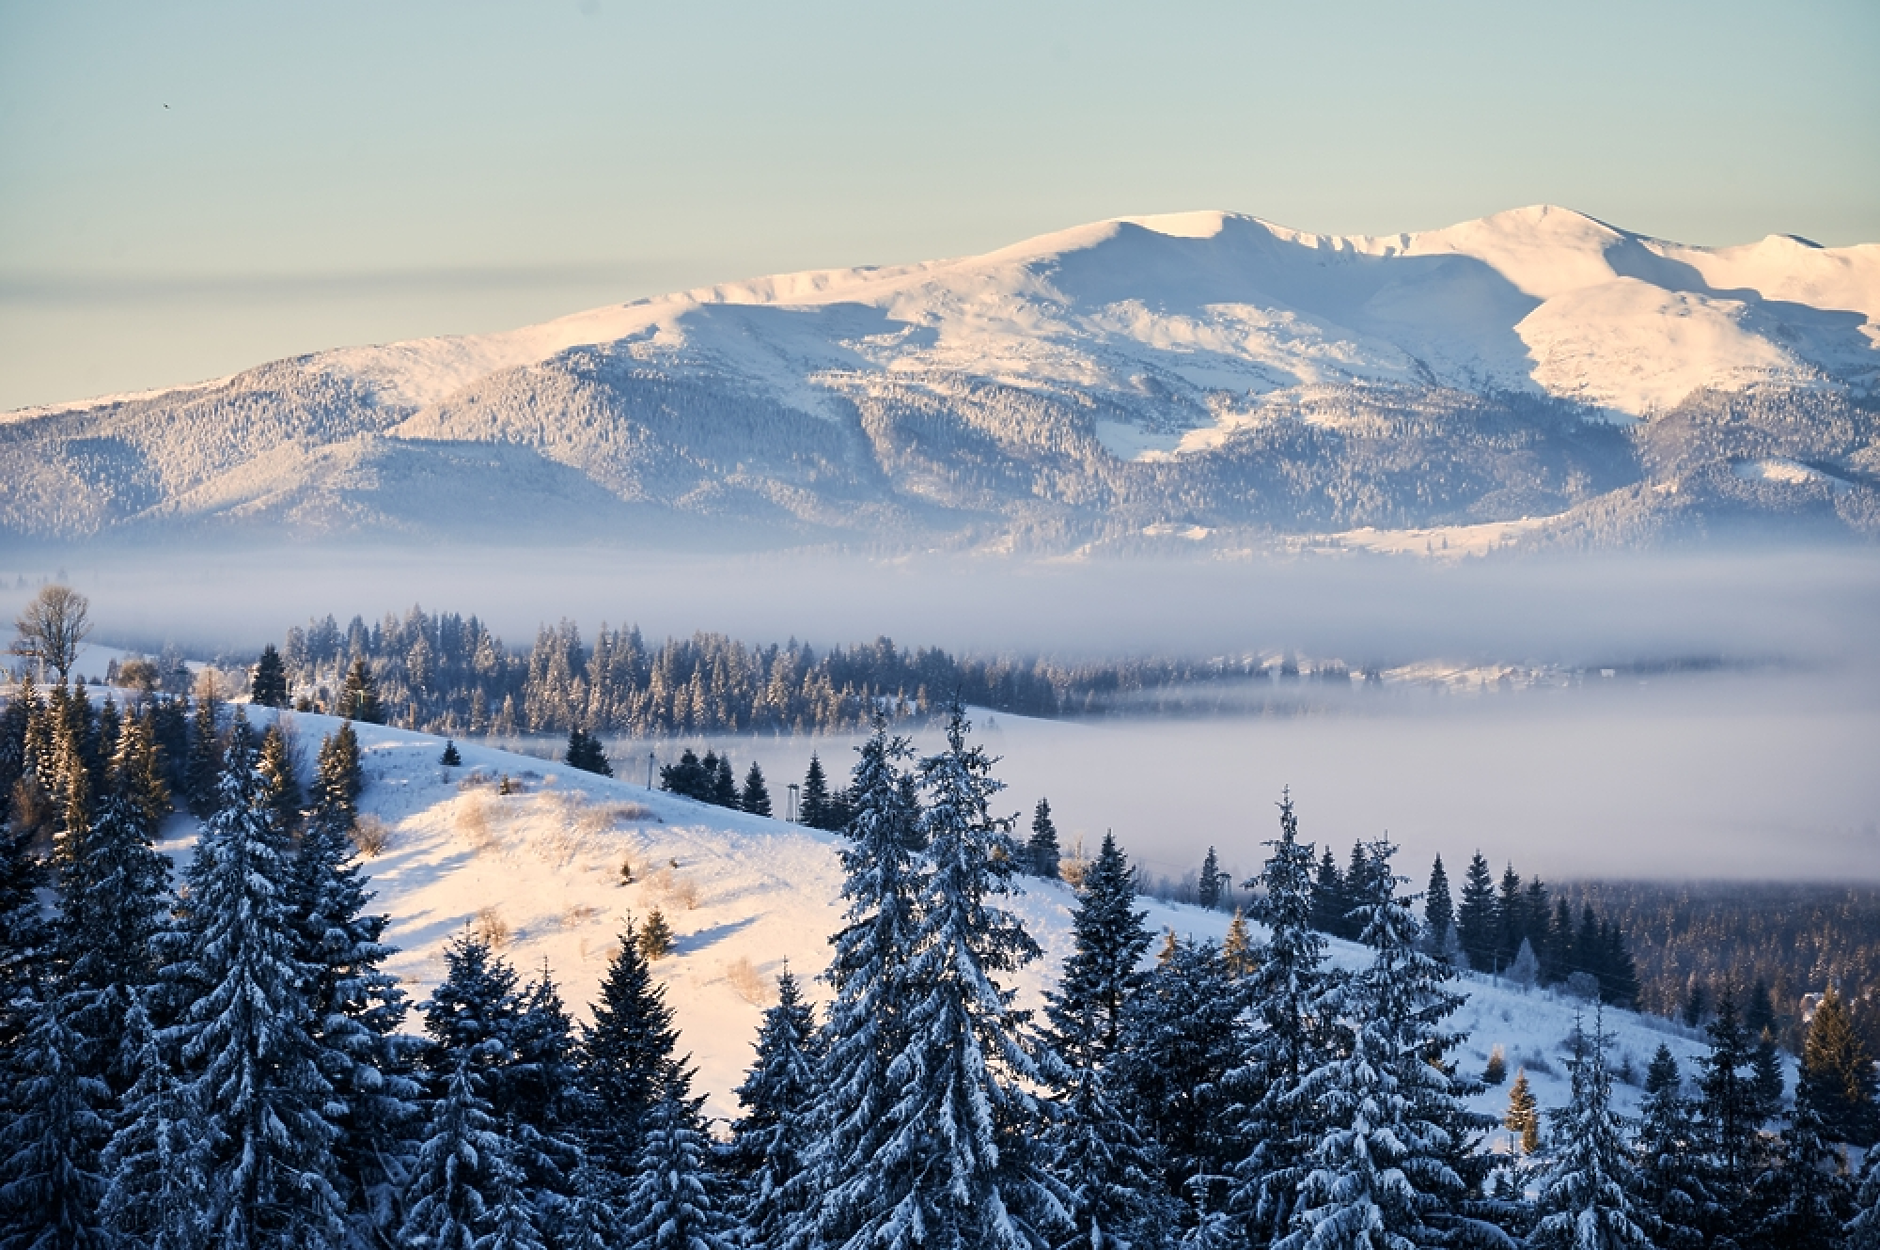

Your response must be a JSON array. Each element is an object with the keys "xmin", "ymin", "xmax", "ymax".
[{"xmin": 5, "ymin": 206, "xmax": 1877, "ymax": 549}]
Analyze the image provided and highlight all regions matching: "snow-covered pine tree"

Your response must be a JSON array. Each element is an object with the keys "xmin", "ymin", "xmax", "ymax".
[
  {"xmin": 1529, "ymin": 1009, "xmax": 1652, "ymax": 1249},
  {"xmin": 582, "ymin": 916, "xmax": 689, "ymax": 1183},
  {"xmin": 620, "ymin": 1087, "xmax": 734, "ymax": 1250},
  {"xmin": 503, "ymin": 966, "xmax": 586, "ymax": 1239},
  {"xmin": 1696, "ymin": 990, "xmax": 1765, "ymax": 1228},
  {"xmin": 0, "ymin": 816, "xmax": 46, "ymax": 1055},
  {"xmin": 1750, "ymin": 1077, "xmax": 1854, "ymax": 1250},
  {"xmin": 1115, "ymin": 937, "xmax": 1245, "ymax": 1227},
  {"xmin": 1455, "ymin": 850, "xmax": 1497, "ymax": 973},
  {"xmin": 1196, "ymin": 846, "xmax": 1225, "ymax": 911},
  {"xmin": 1225, "ymin": 787, "xmax": 1333, "ymax": 1246},
  {"xmin": 1424, "ymin": 853, "xmax": 1454, "ymax": 954},
  {"xmin": 798, "ymin": 753, "xmax": 832, "ymax": 830},
  {"xmin": 290, "ymin": 788, "xmax": 422, "ymax": 1244},
  {"xmin": 313, "ymin": 723, "xmax": 363, "ymax": 829},
  {"xmin": 1308, "ymin": 849, "xmax": 1344, "ymax": 939},
  {"xmin": 1275, "ymin": 839, "xmax": 1511, "ymax": 1250},
  {"xmin": 1851, "ymin": 1144, "xmax": 1880, "ymax": 1250},
  {"xmin": 339, "ymin": 658, "xmax": 383, "ymax": 725},
  {"xmin": 1027, "ymin": 798, "xmax": 1060, "ymax": 881},
  {"xmin": 728, "ymin": 967, "xmax": 821, "ymax": 1248},
  {"xmin": 52, "ymin": 713, "xmax": 172, "ymax": 1095},
  {"xmin": 828, "ymin": 706, "xmax": 1057, "ymax": 1248},
  {"xmin": 0, "ymin": 986, "xmax": 112, "ymax": 1248},
  {"xmin": 1041, "ymin": 829, "xmax": 1173, "ymax": 1250},
  {"xmin": 166, "ymin": 717, "xmax": 344, "ymax": 1246},
  {"xmin": 802, "ymin": 718, "xmax": 922, "ymax": 1246},
  {"xmin": 741, "ymin": 761, "xmax": 772, "ymax": 817},
  {"xmin": 98, "ymin": 996, "xmax": 210, "ymax": 1250},
  {"xmin": 1635, "ymin": 1044, "xmax": 1709, "ymax": 1250},
  {"xmin": 183, "ymin": 689, "xmax": 221, "ymax": 820},
  {"xmin": 399, "ymin": 1050, "xmax": 511, "ymax": 1250}
]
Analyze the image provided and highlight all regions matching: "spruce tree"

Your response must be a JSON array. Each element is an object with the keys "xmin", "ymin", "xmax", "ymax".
[
  {"xmin": 439, "ymin": 740, "xmax": 462, "ymax": 767},
  {"xmin": 422, "ymin": 930, "xmax": 521, "ymax": 1088},
  {"xmin": 0, "ymin": 817, "xmax": 46, "ymax": 1055},
  {"xmin": 1750, "ymin": 1079, "xmax": 1853, "ymax": 1250},
  {"xmin": 564, "ymin": 727, "xmax": 612, "ymax": 777},
  {"xmin": 1042, "ymin": 829, "xmax": 1172, "ymax": 1249},
  {"xmin": 740, "ymin": 761, "xmax": 772, "ymax": 817},
  {"xmin": 398, "ymin": 1053, "xmax": 512, "ymax": 1250},
  {"xmin": 804, "ymin": 719, "xmax": 922, "ymax": 1245},
  {"xmin": 0, "ymin": 987, "xmax": 112, "ymax": 1248},
  {"xmin": 1636, "ymin": 1044, "xmax": 1709, "ymax": 1250},
  {"xmin": 166, "ymin": 718, "xmax": 345, "ymax": 1246},
  {"xmin": 1424, "ymin": 853, "xmax": 1454, "ymax": 954},
  {"xmin": 1274, "ymin": 840, "xmax": 1500, "ymax": 1250},
  {"xmin": 1196, "ymin": 846, "xmax": 1226, "ymax": 911},
  {"xmin": 1505, "ymin": 1070, "xmax": 1539, "ymax": 1155},
  {"xmin": 1697, "ymin": 990, "xmax": 1765, "ymax": 1224},
  {"xmin": 821, "ymin": 706, "xmax": 1055, "ymax": 1247},
  {"xmin": 255, "ymin": 722, "xmax": 302, "ymax": 838},
  {"xmin": 1220, "ymin": 909, "xmax": 1255, "ymax": 980},
  {"xmin": 582, "ymin": 916, "xmax": 689, "ymax": 1177},
  {"xmin": 98, "ymin": 996, "xmax": 211, "ymax": 1250},
  {"xmin": 313, "ymin": 723, "xmax": 363, "ymax": 828},
  {"xmin": 1027, "ymin": 797, "xmax": 1061, "ymax": 881},
  {"xmin": 1494, "ymin": 863, "xmax": 1525, "ymax": 974},
  {"xmin": 1529, "ymin": 1010, "xmax": 1652, "ymax": 1249},
  {"xmin": 1850, "ymin": 1144, "xmax": 1880, "ymax": 1249},
  {"xmin": 798, "ymin": 753, "xmax": 832, "ymax": 830},
  {"xmin": 1225, "ymin": 787, "xmax": 1332, "ymax": 1245},
  {"xmin": 710, "ymin": 754, "xmax": 738, "ymax": 808},
  {"xmin": 1799, "ymin": 985, "xmax": 1878, "ymax": 1146},
  {"xmin": 339, "ymin": 657, "xmax": 383, "ymax": 725},
  {"xmin": 620, "ymin": 1088, "xmax": 734, "ymax": 1250},
  {"xmin": 504, "ymin": 968, "xmax": 585, "ymax": 1239},
  {"xmin": 1308, "ymin": 847, "xmax": 1344, "ymax": 937},
  {"xmin": 291, "ymin": 789, "xmax": 422, "ymax": 1243},
  {"xmin": 1456, "ymin": 850, "xmax": 1497, "ymax": 972},
  {"xmin": 639, "ymin": 909, "xmax": 675, "ymax": 961},
  {"xmin": 249, "ymin": 645, "xmax": 288, "ymax": 709},
  {"xmin": 728, "ymin": 968, "xmax": 821, "ymax": 1248},
  {"xmin": 183, "ymin": 689, "xmax": 221, "ymax": 819}
]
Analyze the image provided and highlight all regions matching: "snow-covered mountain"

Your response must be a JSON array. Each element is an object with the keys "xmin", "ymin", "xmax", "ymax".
[
  {"xmin": 9, "ymin": 206, "xmax": 1878, "ymax": 548},
  {"xmin": 168, "ymin": 708, "xmax": 1714, "ymax": 1130}
]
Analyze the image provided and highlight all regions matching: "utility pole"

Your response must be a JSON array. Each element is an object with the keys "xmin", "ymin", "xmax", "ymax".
[
  {"xmin": 787, "ymin": 782, "xmax": 799, "ymax": 824},
  {"xmin": 646, "ymin": 751, "xmax": 656, "ymax": 791}
]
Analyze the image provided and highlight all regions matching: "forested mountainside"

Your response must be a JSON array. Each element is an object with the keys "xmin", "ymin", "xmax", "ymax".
[{"xmin": 7, "ymin": 207, "xmax": 1877, "ymax": 551}]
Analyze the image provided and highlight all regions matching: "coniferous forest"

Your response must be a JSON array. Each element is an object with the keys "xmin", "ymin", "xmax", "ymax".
[{"xmin": 3, "ymin": 659, "xmax": 1878, "ymax": 1249}]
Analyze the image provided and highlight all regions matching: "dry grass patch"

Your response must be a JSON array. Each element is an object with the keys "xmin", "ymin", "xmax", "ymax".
[
  {"xmin": 472, "ymin": 905, "xmax": 511, "ymax": 948},
  {"xmin": 560, "ymin": 902, "xmax": 602, "ymax": 929},
  {"xmin": 352, "ymin": 814, "xmax": 392, "ymax": 858},
  {"xmin": 455, "ymin": 794, "xmax": 501, "ymax": 855},
  {"xmin": 724, "ymin": 956, "xmax": 775, "ymax": 1007}
]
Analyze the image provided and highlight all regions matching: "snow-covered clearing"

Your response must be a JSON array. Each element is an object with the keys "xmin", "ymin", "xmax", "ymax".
[{"xmin": 150, "ymin": 709, "xmax": 1718, "ymax": 1134}]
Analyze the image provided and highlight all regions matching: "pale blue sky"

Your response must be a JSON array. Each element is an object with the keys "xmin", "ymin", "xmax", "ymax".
[{"xmin": 2, "ymin": 0, "xmax": 1875, "ymax": 410}]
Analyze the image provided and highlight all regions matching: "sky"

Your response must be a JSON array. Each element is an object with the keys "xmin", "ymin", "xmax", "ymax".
[{"xmin": 2, "ymin": 0, "xmax": 1876, "ymax": 411}]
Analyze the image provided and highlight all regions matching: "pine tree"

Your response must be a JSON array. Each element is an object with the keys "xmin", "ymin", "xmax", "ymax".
[
  {"xmin": 1529, "ymin": 1010, "xmax": 1652, "ymax": 1249},
  {"xmin": 740, "ymin": 761, "xmax": 772, "ymax": 817},
  {"xmin": 291, "ymin": 790, "xmax": 422, "ymax": 1243},
  {"xmin": 1750, "ymin": 1078, "xmax": 1853, "ymax": 1250},
  {"xmin": 398, "ymin": 1053, "xmax": 511, "ymax": 1250},
  {"xmin": 255, "ymin": 722, "xmax": 302, "ymax": 837},
  {"xmin": 1456, "ymin": 850, "xmax": 1497, "ymax": 973},
  {"xmin": 1192, "ymin": 846, "xmax": 1222, "ymax": 911},
  {"xmin": 1697, "ymin": 990, "xmax": 1765, "ymax": 1224},
  {"xmin": 339, "ymin": 657, "xmax": 383, "ymax": 725},
  {"xmin": 1506, "ymin": 1070, "xmax": 1540, "ymax": 1155},
  {"xmin": 0, "ymin": 987, "xmax": 112, "ymax": 1248},
  {"xmin": 440, "ymin": 740, "xmax": 462, "ymax": 767},
  {"xmin": 1850, "ymin": 1144, "xmax": 1880, "ymax": 1249},
  {"xmin": 804, "ymin": 719, "xmax": 923, "ymax": 1245},
  {"xmin": 639, "ymin": 909, "xmax": 675, "ymax": 961},
  {"xmin": 1225, "ymin": 787, "xmax": 1332, "ymax": 1246},
  {"xmin": 1494, "ymin": 863, "xmax": 1525, "ymax": 974},
  {"xmin": 1274, "ymin": 840, "xmax": 1500, "ymax": 1250},
  {"xmin": 422, "ymin": 930, "xmax": 521, "ymax": 1086},
  {"xmin": 1042, "ymin": 829, "xmax": 1172, "ymax": 1249},
  {"xmin": 98, "ymin": 996, "xmax": 211, "ymax": 1250},
  {"xmin": 1027, "ymin": 797, "xmax": 1061, "ymax": 881},
  {"xmin": 1636, "ymin": 1044, "xmax": 1709, "ymax": 1250},
  {"xmin": 564, "ymin": 726, "xmax": 612, "ymax": 777},
  {"xmin": 313, "ymin": 723, "xmax": 363, "ymax": 828},
  {"xmin": 1800, "ymin": 985, "xmax": 1878, "ymax": 1146},
  {"xmin": 620, "ymin": 1088, "xmax": 734, "ymax": 1250},
  {"xmin": 1117, "ymin": 938, "xmax": 1244, "ymax": 1224},
  {"xmin": 249, "ymin": 644, "xmax": 288, "ymax": 709},
  {"xmin": 1220, "ymin": 909, "xmax": 1255, "ymax": 980},
  {"xmin": 729, "ymin": 968, "xmax": 820, "ymax": 1247},
  {"xmin": 1424, "ymin": 853, "xmax": 1454, "ymax": 954},
  {"xmin": 710, "ymin": 754, "xmax": 738, "ymax": 808},
  {"xmin": 504, "ymin": 967, "xmax": 585, "ymax": 1238},
  {"xmin": 166, "ymin": 718, "xmax": 344, "ymax": 1246},
  {"xmin": 183, "ymin": 689, "xmax": 221, "ymax": 819},
  {"xmin": 0, "ymin": 817, "xmax": 46, "ymax": 1055},
  {"xmin": 1308, "ymin": 847, "xmax": 1344, "ymax": 937},
  {"xmin": 799, "ymin": 753, "xmax": 832, "ymax": 830},
  {"xmin": 583, "ymin": 917, "xmax": 689, "ymax": 1177},
  {"xmin": 828, "ymin": 705, "xmax": 1055, "ymax": 1247}
]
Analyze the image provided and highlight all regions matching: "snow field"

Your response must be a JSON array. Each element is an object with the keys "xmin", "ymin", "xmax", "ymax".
[{"xmin": 165, "ymin": 709, "xmax": 1719, "ymax": 1135}]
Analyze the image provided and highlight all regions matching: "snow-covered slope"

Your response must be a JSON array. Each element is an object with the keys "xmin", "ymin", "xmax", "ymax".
[
  {"xmin": 180, "ymin": 711, "xmax": 1716, "ymax": 1131},
  {"xmin": 7, "ymin": 206, "xmax": 1877, "ymax": 547}
]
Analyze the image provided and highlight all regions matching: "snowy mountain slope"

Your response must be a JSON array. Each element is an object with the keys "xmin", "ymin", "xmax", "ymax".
[
  {"xmin": 8, "ymin": 206, "xmax": 1877, "ymax": 546},
  {"xmin": 173, "ymin": 710, "xmax": 1717, "ymax": 1132}
]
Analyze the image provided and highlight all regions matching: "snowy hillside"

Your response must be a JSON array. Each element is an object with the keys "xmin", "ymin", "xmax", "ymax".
[
  {"xmin": 7, "ymin": 207, "xmax": 1877, "ymax": 548},
  {"xmin": 190, "ymin": 710, "xmax": 1716, "ymax": 1133}
]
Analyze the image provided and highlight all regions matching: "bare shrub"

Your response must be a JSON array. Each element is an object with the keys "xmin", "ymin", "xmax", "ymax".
[
  {"xmin": 560, "ymin": 902, "xmax": 601, "ymax": 929},
  {"xmin": 472, "ymin": 906, "xmax": 510, "ymax": 948},
  {"xmin": 352, "ymin": 814, "xmax": 392, "ymax": 858},
  {"xmin": 457, "ymin": 770, "xmax": 494, "ymax": 791},
  {"xmin": 725, "ymin": 957, "xmax": 775, "ymax": 1007},
  {"xmin": 456, "ymin": 795, "xmax": 500, "ymax": 855}
]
